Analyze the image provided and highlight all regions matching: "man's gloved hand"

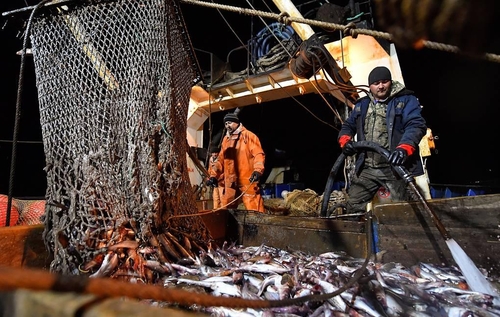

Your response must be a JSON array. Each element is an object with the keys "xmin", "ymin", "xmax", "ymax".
[
  {"xmin": 388, "ymin": 148, "xmax": 408, "ymax": 165},
  {"xmin": 249, "ymin": 171, "xmax": 261, "ymax": 183},
  {"xmin": 206, "ymin": 177, "xmax": 218, "ymax": 187},
  {"xmin": 342, "ymin": 141, "xmax": 357, "ymax": 156}
]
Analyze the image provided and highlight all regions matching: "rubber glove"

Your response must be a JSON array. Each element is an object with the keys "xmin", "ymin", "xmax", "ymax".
[
  {"xmin": 388, "ymin": 148, "xmax": 408, "ymax": 165},
  {"xmin": 206, "ymin": 177, "xmax": 218, "ymax": 187},
  {"xmin": 342, "ymin": 140, "xmax": 357, "ymax": 156},
  {"xmin": 249, "ymin": 171, "xmax": 261, "ymax": 183}
]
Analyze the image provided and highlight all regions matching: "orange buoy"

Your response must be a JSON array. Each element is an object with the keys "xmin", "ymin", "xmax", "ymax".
[
  {"xmin": 17, "ymin": 199, "xmax": 46, "ymax": 226},
  {"xmin": 0, "ymin": 194, "xmax": 20, "ymax": 226}
]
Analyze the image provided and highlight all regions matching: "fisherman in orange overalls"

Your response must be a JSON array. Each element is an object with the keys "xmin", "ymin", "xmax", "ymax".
[
  {"xmin": 206, "ymin": 146, "xmax": 224, "ymax": 208},
  {"xmin": 207, "ymin": 112, "xmax": 265, "ymax": 212}
]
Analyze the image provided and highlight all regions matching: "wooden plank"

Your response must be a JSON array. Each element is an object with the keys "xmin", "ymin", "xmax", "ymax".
[
  {"xmin": 375, "ymin": 194, "xmax": 500, "ymax": 227},
  {"xmin": 230, "ymin": 211, "xmax": 365, "ymax": 232},
  {"xmin": 376, "ymin": 224, "xmax": 500, "ymax": 269},
  {"xmin": 226, "ymin": 210, "xmax": 369, "ymax": 258},
  {"xmin": 374, "ymin": 194, "xmax": 500, "ymax": 275},
  {"xmin": 0, "ymin": 225, "xmax": 52, "ymax": 269}
]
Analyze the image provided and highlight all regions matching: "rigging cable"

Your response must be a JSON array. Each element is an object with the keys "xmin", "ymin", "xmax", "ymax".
[
  {"xmin": 246, "ymin": 1, "xmax": 356, "ymax": 125},
  {"xmin": 180, "ymin": 0, "xmax": 500, "ymax": 64},
  {"xmin": 6, "ymin": 0, "xmax": 52, "ymax": 227},
  {"xmin": 201, "ymin": 0, "xmax": 365, "ymax": 125},
  {"xmin": 208, "ymin": 0, "xmax": 249, "ymax": 62}
]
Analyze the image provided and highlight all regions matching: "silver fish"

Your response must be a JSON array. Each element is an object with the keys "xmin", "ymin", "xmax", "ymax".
[
  {"xmin": 202, "ymin": 276, "xmax": 234, "ymax": 283},
  {"xmin": 341, "ymin": 292, "xmax": 383, "ymax": 317},
  {"xmin": 243, "ymin": 273, "xmax": 264, "ymax": 289},
  {"xmin": 263, "ymin": 285, "xmax": 279, "ymax": 301},
  {"xmin": 385, "ymin": 292, "xmax": 405, "ymax": 316},
  {"xmin": 176, "ymin": 278, "xmax": 242, "ymax": 297},
  {"xmin": 420, "ymin": 262, "xmax": 464, "ymax": 283},
  {"xmin": 257, "ymin": 274, "xmax": 281, "ymax": 297},
  {"xmin": 319, "ymin": 251, "xmax": 346, "ymax": 259},
  {"xmin": 89, "ymin": 252, "xmax": 118, "ymax": 278},
  {"xmin": 241, "ymin": 279, "xmax": 261, "ymax": 300},
  {"xmin": 313, "ymin": 278, "xmax": 346, "ymax": 311},
  {"xmin": 444, "ymin": 306, "xmax": 474, "ymax": 317},
  {"xmin": 205, "ymin": 306, "xmax": 258, "ymax": 317},
  {"xmin": 170, "ymin": 263, "xmax": 200, "ymax": 275},
  {"xmin": 238, "ymin": 263, "xmax": 290, "ymax": 274}
]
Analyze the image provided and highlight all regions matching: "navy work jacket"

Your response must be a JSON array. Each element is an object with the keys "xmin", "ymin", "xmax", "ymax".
[{"xmin": 338, "ymin": 86, "xmax": 427, "ymax": 176}]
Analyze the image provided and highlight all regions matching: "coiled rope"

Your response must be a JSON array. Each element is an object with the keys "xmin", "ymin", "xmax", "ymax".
[{"xmin": 251, "ymin": 22, "xmax": 295, "ymax": 65}]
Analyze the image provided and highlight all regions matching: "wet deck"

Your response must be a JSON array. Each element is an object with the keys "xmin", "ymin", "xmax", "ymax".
[{"xmin": 0, "ymin": 194, "xmax": 499, "ymax": 316}]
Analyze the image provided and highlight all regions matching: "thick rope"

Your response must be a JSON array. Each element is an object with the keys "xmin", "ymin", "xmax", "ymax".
[
  {"xmin": 0, "ymin": 212, "xmax": 375, "ymax": 310},
  {"xmin": 0, "ymin": 257, "xmax": 369, "ymax": 310},
  {"xmin": 180, "ymin": 0, "xmax": 500, "ymax": 64}
]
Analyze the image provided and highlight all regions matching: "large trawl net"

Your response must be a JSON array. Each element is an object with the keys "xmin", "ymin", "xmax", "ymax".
[{"xmin": 29, "ymin": 0, "xmax": 211, "ymax": 276}]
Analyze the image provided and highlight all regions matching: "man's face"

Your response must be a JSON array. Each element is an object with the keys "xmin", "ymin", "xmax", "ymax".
[
  {"xmin": 369, "ymin": 79, "xmax": 391, "ymax": 100},
  {"xmin": 224, "ymin": 121, "xmax": 238, "ymax": 133}
]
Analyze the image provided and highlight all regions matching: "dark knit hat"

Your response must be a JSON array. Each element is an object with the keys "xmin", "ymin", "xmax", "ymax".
[
  {"xmin": 223, "ymin": 112, "xmax": 240, "ymax": 124},
  {"xmin": 368, "ymin": 66, "xmax": 392, "ymax": 85}
]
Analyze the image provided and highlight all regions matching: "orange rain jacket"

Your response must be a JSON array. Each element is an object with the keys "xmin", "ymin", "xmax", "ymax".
[
  {"xmin": 209, "ymin": 124, "xmax": 265, "ymax": 212},
  {"xmin": 207, "ymin": 156, "xmax": 224, "ymax": 208}
]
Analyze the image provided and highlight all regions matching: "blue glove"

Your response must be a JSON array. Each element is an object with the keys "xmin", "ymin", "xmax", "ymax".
[
  {"xmin": 388, "ymin": 148, "xmax": 408, "ymax": 165},
  {"xmin": 342, "ymin": 140, "xmax": 357, "ymax": 156},
  {"xmin": 206, "ymin": 177, "xmax": 218, "ymax": 187},
  {"xmin": 249, "ymin": 171, "xmax": 261, "ymax": 183}
]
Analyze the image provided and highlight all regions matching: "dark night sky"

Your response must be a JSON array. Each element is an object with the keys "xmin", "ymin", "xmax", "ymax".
[
  {"xmin": 1, "ymin": 0, "xmax": 500, "ymax": 197},
  {"xmin": 180, "ymin": 0, "xmax": 500, "ymax": 192}
]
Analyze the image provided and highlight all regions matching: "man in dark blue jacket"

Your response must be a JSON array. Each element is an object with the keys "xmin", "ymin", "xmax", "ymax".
[{"xmin": 338, "ymin": 66, "xmax": 427, "ymax": 214}]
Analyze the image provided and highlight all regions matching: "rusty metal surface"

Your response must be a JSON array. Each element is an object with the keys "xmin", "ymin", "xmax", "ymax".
[
  {"xmin": 0, "ymin": 224, "xmax": 51, "ymax": 269},
  {"xmin": 374, "ymin": 194, "xmax": 500, "ymax": 275},
  {"xmin": 199, "ymin": 209, "xmax": 228, "ymax": 247}
]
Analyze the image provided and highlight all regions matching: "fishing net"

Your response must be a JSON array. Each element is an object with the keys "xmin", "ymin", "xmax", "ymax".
[
  {"xmin": 317, "ymin": 189, "xmax": 347, "ymax": 216},
  {"xmin": 263, "ymin": 198, "xmax": 289, "ymax": 215},
  {"xmin": 29, "ymin": 0, "xmax": 212, "ymax": 276},
  {"xmin": 284, "ymin": 189, "xmax": 320, "ymax": 216},
  {"xmin": 262, "ymin": 188, "xmax": 347, "ymax": 216}
]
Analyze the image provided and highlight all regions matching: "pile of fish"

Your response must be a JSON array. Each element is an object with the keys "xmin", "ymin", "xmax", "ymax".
[{"xmin": 153, "ymin": 242, "xmax": 500, "ymax": 316}]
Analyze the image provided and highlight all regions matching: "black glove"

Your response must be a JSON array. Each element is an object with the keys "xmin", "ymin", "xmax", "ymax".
[
  {"xmin": 388, "ymin": 148, "xmax": 408, "ymax": 165},
  {"xmin": 249, "ymin": 171, "xmax": 261, "ymax": 183},
  {"xmin": 342, "ymin": 140, "xmax": 357, "ymax": 156},
  {"xmin": 206, "ymin": 177, "xmax": 218, "ymax": 187}
]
